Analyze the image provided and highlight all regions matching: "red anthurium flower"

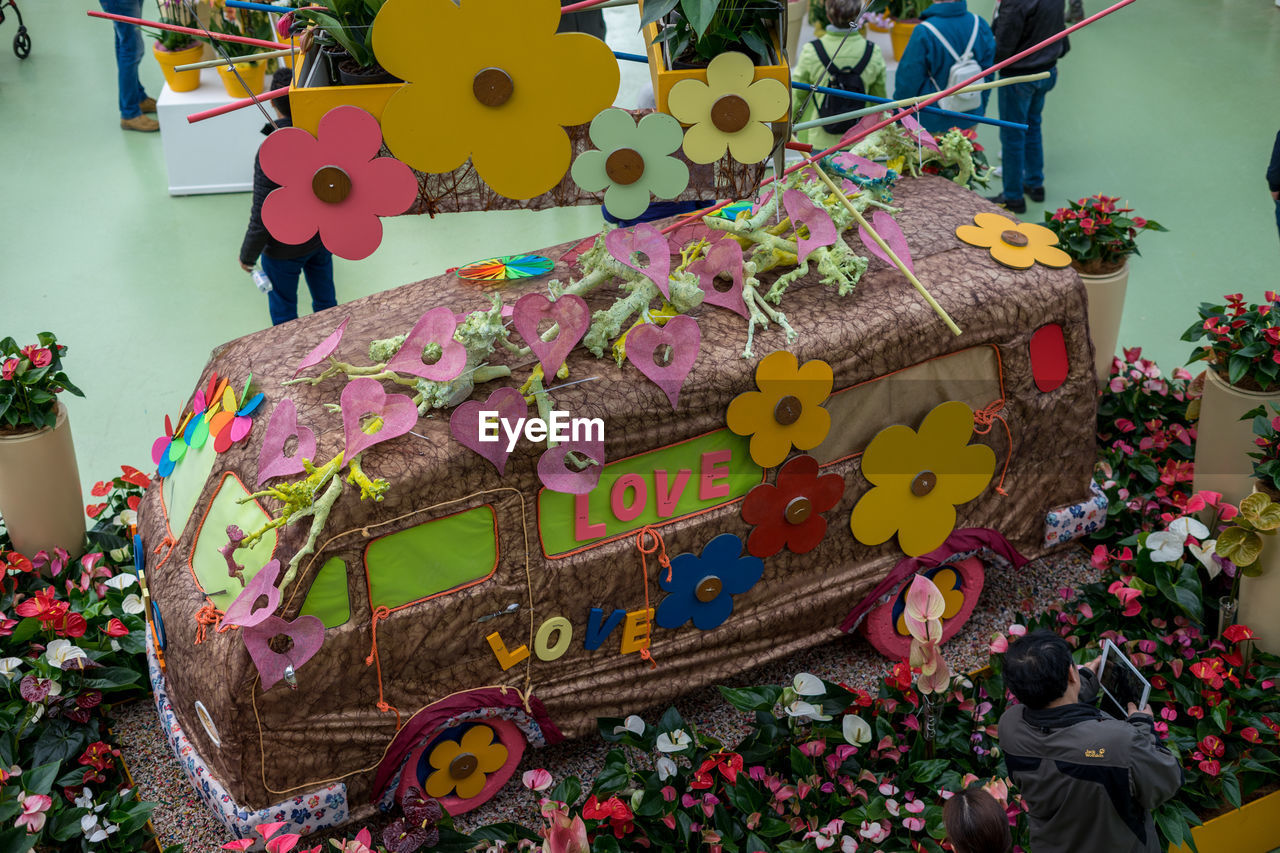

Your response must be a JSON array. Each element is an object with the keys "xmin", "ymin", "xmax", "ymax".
[
  {"xmin": 1187, "ymin": 705, "xmax": 1205, "ymax": 719},
  {"xmin": 1199, "ymin": 735, "xmax": 1225, "ymax": 758},
  {"xmin": 5, "ymin": 552, "xmax": 34, "ymax": 574},
  {"xmin": 90, "ymin": 481, "xmax": 111, "ymax": 497},
  {"xmin": 52, "ymin": 611, "xmax": 87, "ymax": 639},
  {"xmin": 1223, "ymin": 624, "xmax": 1255, "ymax": 644},
  {"xmin": 741, "ymin": 455, "xmax": 844, "ymax": 558},
  {"xmin": 119, "ymin": 465, "xmax": 152, "ymax": 489},
  {"xmin": 127, "ymin": 495, "xmax": 141, "ymax": 512},
  {"xmin": 1242, "ymin": 727, "xmax": 1262, "ymax": 743},
  {"xmin": 0, "ymin": 358, "xmax": 17, "ymax": 380},
  {"xmin": 14, "ymin": 587, "xmax": 68, "ymax": 622},
  {"xmin": 582, "ymin": 795, "xmax": 635, "ymax": 839},
  {"xmin": 85, "ymin": 503, "xmax": 107, "ymax": 519},
  {"xmin": 104, "ymin": 618, "xmax": 129, "ymax": 638},
  {"xmin": 1197, "ymin": 759, "xmax": 1221, "ymax": 777},
  {"xmin": 22, "ymin": 346, "xmax": 52, "ymax": 368},
  {"xmin": 77, "ymin": 741, "xmax": 120, "ymax": 772}
]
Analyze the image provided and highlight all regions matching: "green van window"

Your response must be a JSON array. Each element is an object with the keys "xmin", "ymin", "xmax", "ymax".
[
  {"xmin": 365, "ymin": 506, "xmax": 498, "ymax": 611},
  {"xmin": 299, "ymin": 557, "xmax": 351, "ymax": 629}
]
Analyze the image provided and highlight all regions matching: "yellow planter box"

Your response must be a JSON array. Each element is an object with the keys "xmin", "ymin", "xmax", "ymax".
[
  {"xmin": 1171, "ymin": 788, "xmax": 1280, "ymax": 853},
  {"xmin": 289, "ymin": 54, "xmax": 401, "ymax": 137},
  {"xmin": 641, "ymin": 18, "xmax": 790, "ymax": 119}
]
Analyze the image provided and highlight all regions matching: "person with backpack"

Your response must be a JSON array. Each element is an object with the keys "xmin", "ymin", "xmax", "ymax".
[
  {"xmin": 791, "ymin": 0, "xmax": 887, "ymax": 153},
  {"xmin": 892, "ymin": 0, "xmax": 996, "ymax": 137}
]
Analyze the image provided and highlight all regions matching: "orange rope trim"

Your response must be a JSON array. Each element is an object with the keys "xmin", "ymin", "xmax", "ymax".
[
  {"xmin": 193, "ymin": 604, "xmax": 224, "ymax": 645},
  {"xmin": 634, "ymin": 526, "xmax": 670, "ymax": 670},
  {"xmin": 973, "ymin": 400, "xmax": 1012, "ymax": 496},
  {"xmin": 364, "ymin": 606, "xmax": 401, "ymax": 729},
  {"xmin": 152, "ymin": 535, "xmax": 176, "ymax": 570}
]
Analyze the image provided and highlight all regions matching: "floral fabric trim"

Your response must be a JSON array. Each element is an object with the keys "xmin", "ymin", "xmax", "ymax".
[{"xmin": 1043, "ymin": 481, "xmax": 1109, "ymax": 547}]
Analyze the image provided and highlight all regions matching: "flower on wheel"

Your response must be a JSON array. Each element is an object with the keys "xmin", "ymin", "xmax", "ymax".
[
  {"xmin": 741, "ymin": 455, "xmax": 844, "ymax": 558},
  {"xmin": 571, "ymin": 108, "xmax": 690, "ymax": 220},
  {"xmin": 656, "ymin": 534, "xmax": 763, "ymax": 631},
  {"xmin": 955, "ymin": 212, "xmax": 1071, "ymax": 270},
  {"xmin": 726, "ymin": 351, "xmax": 834, "ymax": 469},
  {"xmin": 667, "ymin": 51, "xmax": 789, "ymax": 165},
  {"xmin": 849, "ymin": 401, "xmax": 995, "ymax": 557},
  {"xmin": 260, "ymin": 105, "xmax": 417, "ymax": 261},
  {"xmin": 373, "ymin": 0, "xmax": 619, "ymax": 199},
  {"xmin": 422, "ymin": 725, "xmax": 508, "ymax": 800}
]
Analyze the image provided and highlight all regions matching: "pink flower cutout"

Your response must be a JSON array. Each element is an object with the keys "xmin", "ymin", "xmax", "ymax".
[{"xmin": 260, "ymin": 106, "xmax": 417, "ymax": 261}]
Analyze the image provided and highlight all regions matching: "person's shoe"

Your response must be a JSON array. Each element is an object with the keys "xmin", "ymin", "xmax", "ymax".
[
  {"xmin": 1024, "ymin": 185, "xmax": 1045, "ymax": 203},
  {"xmin": 987, "ymin": 194, "xmax": 1027, "ymax": 214},
  {"xmin": 120, "ymin": 115, "xmax": 160, "ymax": 133},
  {"xmin": 139, "ymin": 97, "xmax": 157, "ymax": 113}
]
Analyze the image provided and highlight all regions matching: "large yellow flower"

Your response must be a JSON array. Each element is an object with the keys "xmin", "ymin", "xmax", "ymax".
[
  {"xmin": 423, "ymin": 724, "xmax": 509, "ymax": 800},
  {"xmin": 955, "ymin": 213, "xmax": 1071, "ymax": 270},
  {"xmin": 850, "ymin": 401, "xmax": 995, "ymax": 557},
  {"xmin": 667, "ymin": 51, "xmax": 790, "ymax": 165},
  {"xmin": 727, "ymin": 351, "xmax": 833, "ymax": 469},
  {"xmin": 372, "ymin": 0, "xmax": 619, "ymax": 200}
]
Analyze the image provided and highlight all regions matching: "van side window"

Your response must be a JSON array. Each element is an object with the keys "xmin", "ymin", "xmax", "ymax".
[
  {"xmin": 364, "ymin": 505, "xmax": 499, "ymax": 611},
  {"xmin": 299, "ymin": 557, "xmax": 351, "ymax": 628}
]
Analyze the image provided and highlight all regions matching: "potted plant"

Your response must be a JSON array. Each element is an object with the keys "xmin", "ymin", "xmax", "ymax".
[
  {"xmin": 150, "ymin": 0, "xmax": 204, "ymax": 93},
  {"xmin": 1182, "ymin": 292, "xmax": 1280, "ymax": 505},
  {"xmin": 202, "ymin": 5, "xmax": 274, "ymax": 98},
  {"xmin": 887, "ymin": 0, "xmax": 932, "ymax": 60},
  {"xmin": 1043, "ymin": 194, "xmax": 1166, "ymax": 386},
  {"xmin": 639, "ymin": 0, "xmax": 790, "ymax": 115},
  {"xmin": 0, "ymin": 333, "xmax": 86, "ymax": 560}
]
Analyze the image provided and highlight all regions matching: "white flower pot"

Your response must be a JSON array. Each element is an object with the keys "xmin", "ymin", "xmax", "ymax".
[
  {"xmin": 1077, "ymin": 261, "xmax": 1128, "ymax": 386},
  {"xmin": 1192, "ymin": 370, "xmax": 1280, "ymax": 507},
  {"xmin": 0, "ymin": 403, "xmax": 85, "ymax": 561}
]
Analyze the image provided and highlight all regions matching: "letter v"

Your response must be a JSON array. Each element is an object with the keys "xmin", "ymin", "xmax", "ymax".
[{"xmin": 583, "ymin": 607, "xmax": 626, "ymax": 651}]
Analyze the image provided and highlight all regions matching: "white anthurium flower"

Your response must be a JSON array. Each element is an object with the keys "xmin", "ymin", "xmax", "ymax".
[
  {"xmin": 842, "ymin": 714, "xmax": 872, "ymax": 745},
  {"xmin": 0, "ymin": 657, "xmax": 23, "ymax": 680},
  {"xmin": 104, "ymin": 574, "xmax": 136, "ymax": 590},
  {"xmin": 74, "ymin": 788, "xmax": 95, "ymax": 810},
  {"xmin": 88, "ymin": 821, "xmax": 118, "ymax": 843},
  {"xmin": 1168, "ymin": 516, "xmax": 1209, "ymax": 540},
  {"xmin": 115, "ymin": 509, "xmax": 137, "ymax": 528},
  {"xmin": 784, "ymin": 700, "xmax": 832, "ymax": 722},
  {"xmin": 656, "ymin": 729, "xmax": 692, "ymax": 753},
  {"xmin": 1144, "ymin": 530, "xmax": 1184, "ymax": 564},
  {"xmin": 793, "ymin": 672, "xmax": 826, "ymax": 696},
  {"xmin": 1190, "ymin": 539, "xmax": 1220, "ymax": 578},
  {"xmin": 46, "ymin": 639, "xmax": 89, "ymax": 669},
  {"xmin": 81, "ymin": 815, "xmax": 100, "ymax": 835},
  {"xmin": 46, "ymin": 679, "xmax": 62, "ymax": 698},
  {"xmin": 121, "ymin": 593, "xmax": 144, "ymax": 615},
  {"xmin": 613, "ymin": 715, "xmax": 645, "ymax": 737},
  {"xmin": 656, "ymin": 756, "xmax": 677, "ymax": 781}
]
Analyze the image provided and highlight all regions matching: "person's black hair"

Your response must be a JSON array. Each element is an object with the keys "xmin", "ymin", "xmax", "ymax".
[
  {"xmin": 944, "ymin": 786, "xmax": 1012, "ymax": 853},
  {"xmin": 270, "ymin": 67, "xmax": 293, "ymax": 119},
  {"xmin": 824, "ymin": 0, "xmax": 863, "ymax": 28},
  {"xmin": 1003, "ymin": 629, "xmax": 1072, "ymax": 710}
]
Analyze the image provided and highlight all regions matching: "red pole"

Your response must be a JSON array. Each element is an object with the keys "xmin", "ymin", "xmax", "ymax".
[
  {"xmin": 561, "ymin": 0, "xmax": 612, "ymax": 12},
  {"xmin": 187, "ymin": 86, "xmax": 290, "ymax": 124},
  {"xmin": 87, "ymin": 10, "xmax": 283, "ymax": 50}
]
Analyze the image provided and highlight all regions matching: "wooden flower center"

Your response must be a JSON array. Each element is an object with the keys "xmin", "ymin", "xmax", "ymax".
[
  {"xmin": 711, "ymin": 94, "xmax": 751, "ymax": 133},
  {"xmin": 785, "ymin": 496, "xmax": 813, "ymax": 524},
  {"xmin": 605, "ymin": 148, "xmax": 645, "ymax": 185},
  {"xmin": 911, "ymin": 471, "xmax": 937, "ymax": 497},
  {"xmin": 312, "ymin": 166, "xmax": 351, "ymax": 204},
  {"xmin": 449, "ymin": 752, "xmax": 479, "ymax": 780},
  {"xmin": 774, "ymin": 395, "xmax": 803, "ymax": 425},
  {"xmin": 473, "ymin": 67, "xmax": 513, "ymax": 107},
  {"xmin": 1000, "ymin": 229, "xmax": 1028, "ymax": 247},
  {"xmin": 695, "ymin": 576, "xmax": 723, "ymax": 603}
]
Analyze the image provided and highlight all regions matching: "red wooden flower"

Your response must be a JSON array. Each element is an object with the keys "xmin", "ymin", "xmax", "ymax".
[{"xmin": 741, "ymin": 455, "xmax": 843, "ymax": 558}]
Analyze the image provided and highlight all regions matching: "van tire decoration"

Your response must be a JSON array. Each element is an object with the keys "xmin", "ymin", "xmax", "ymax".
[
  {"xmin": 656, "ymin": 533, "xmax": 763, "ymax": 631},
  {"xmin": 398, "ymin": 720, "xmax": 526, "ymax": 815}
]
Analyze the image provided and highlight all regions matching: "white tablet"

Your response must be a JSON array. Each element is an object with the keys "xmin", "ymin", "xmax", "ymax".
[{"xmin": 1096, "ymin": 638, "xmax": 1152, "ymax": 718}]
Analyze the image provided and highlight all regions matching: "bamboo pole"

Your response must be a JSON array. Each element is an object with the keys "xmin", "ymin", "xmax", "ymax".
[{"xmin": 174, "ymin": 46, "xmax": 297, "ymax": 72}]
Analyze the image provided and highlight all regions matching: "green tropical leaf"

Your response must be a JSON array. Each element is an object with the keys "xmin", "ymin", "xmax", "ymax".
[{"xmin": 640, "ymin": 0, "xmax": 682, "ymax": 28}]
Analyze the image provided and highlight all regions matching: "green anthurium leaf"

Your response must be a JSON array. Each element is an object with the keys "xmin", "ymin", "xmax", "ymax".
[
  {"xmin": 1216, "ymin": 526, "xmax": 1261, "ymax": 566},
  {"xmin": 640, "ymin": 0, "xmax": 682, "ymax": 28}
]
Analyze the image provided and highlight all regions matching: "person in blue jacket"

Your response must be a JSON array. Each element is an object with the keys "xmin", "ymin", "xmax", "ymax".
[{"xmin": 892, "ymin": 0, "xmax": 996, "ymax": 137}]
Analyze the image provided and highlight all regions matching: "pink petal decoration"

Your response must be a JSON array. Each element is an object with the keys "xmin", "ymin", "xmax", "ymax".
[
  {"xmin": 242, "ymin": 614, "xmax": 325, "ymax": 691},
  {"xmin": 833, "ymin": 153, "xmax": 888, "ymax": 179},
  {"xmin": 605, "ymin": 224, "xmax": 672, "ymax": 298},
  {"xmin": 449, "ymin": 387, "xmax": 529, "ymax": 476},
  {"xmin": 783, "ymin": 190, "xmax": 839, "ymax": 263},
  {"xmin": 340, "ymin": 377, "xmax": 419, "ymax": 459},
  {"xmin": 625, "ymin": 316, "xmax": 701, "ymax": 410},
  {"xmin": 293, "ymin": 318, "xmax": 349, "ymax": 378},
  {"xmin": 858, "ymin": 211, "xmax": 915, "ymax": 274},
  {"xmin": 538, "ymin": 435, "xmax": 606, "ymax": 495},
  {"xmin": 222, "ymin": 559, "xmax": 282, "ymax": 629},
  {"xmin": 895, "ymin": 111, "xmax": 939, "ymax": 151},
  {"xmin": 260, "ymin": 106, "xmax": 418, "ymax": 261},
  {"xmin": 257, "ymin": 398, "xmax": 318, "ymax": 486},
  {"xmin": 512, "ymin": 293, "xmax": 591, "ymax": 379},
  {"xmin": 688, "ymin": 239, "xmax": 748, "ymax": 318},
  {"xmin": 151, "ymin": 435, "xmax": 170, "ymax": 465},
  {"xmin": 229, "ymin": 415, "xmax": 253, "ymax": 443},
  {"xmin": 385, "ymin": 307, "xmax": 467, "ymax": 381}
]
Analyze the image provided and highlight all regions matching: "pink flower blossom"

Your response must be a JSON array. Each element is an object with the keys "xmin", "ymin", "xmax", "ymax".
[
  {"xmin": 858, "ymin": 820, "xmax": 889, "ymax": 843},
  {"xmin": 15, "ymin": 794, "xmax": 51, "ymax": 833},
  {"xmin": 522, "ymin": 769, "xmax": 553, "ymax": 792}
]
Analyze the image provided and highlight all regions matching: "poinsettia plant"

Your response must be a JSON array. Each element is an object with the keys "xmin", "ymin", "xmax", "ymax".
[
  {"xmin": 0, "ymin": 332, "xmax": 83, "ymax": 434},
  {"xmin": 1042, "ymin": 194, "xmax": 1166, "ymax": 275},
  {"xmin": 1182, "ymin": 292, "xmax": 1280, "ymax": 392}
]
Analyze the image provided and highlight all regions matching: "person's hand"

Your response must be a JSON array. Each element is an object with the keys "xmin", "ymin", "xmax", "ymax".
[
  {"xmin": 1127, "ymin": 702, "xmax": 1153, "ymax": 718},
  {"xmin": 1271, "ymin": 190, "xmax": 1279, "ymax": 202},
  {"xmin": 239, "ymin": 260, "xmax": 254, "ymax": 273},
  {"xmin": 1080, "ymin": 656, "xmax": 1102, "ymax": 675}
]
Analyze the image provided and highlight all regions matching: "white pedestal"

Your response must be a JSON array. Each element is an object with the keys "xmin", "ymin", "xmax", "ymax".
[{"xmin": 157, "ymin": 68, "xmax": 269, "ymax": 196}]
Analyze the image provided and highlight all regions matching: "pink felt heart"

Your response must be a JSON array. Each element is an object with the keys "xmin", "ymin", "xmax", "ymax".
[
  {"xmin": 242, "ymin": 614, "xmax": 325, "ymax": 691},
  {"xmin": 625, "ymin": 316, "xmax": 701, "ymax": 410},
  {"xmin": 688, "ymin": 239, "xmax": 748, "ymax": 318},
  {"xmin": 449, "ymin": 387, "xmax": 529, "ymax": 475},
  {"xmin": 386, "ymin": 307, "xmax": 468, "ymax": 381},
  {"xmin": 222, "ymin": 559, "xmax": 282, "ymax": 629},
  {"xmin": 605, "ymin": 224, "xmax": 672, "ymax": 298},
  {"xmin": 340, "ymin": 378, "xmax": 419, "ymax": 459},
  {"xmin": 783, "ymin": 189, "xmax": 839, "ymax": 263},
  {"xmin": 895, "ymin": 111, "xmax": 939, "ymax": 151},
  {"xmin": 538, "ymin": 435, "xmax": 606, "ymax": 495},
  {"xmin": 512, "ymin": 293, "xmax": 590, "ymax": 379},
  {"xmin": 858, "ymin": 211, "xmax": 915, "ymax": 274},
  {"xmin": 833, "ymin": 153, "xmax": 888, "ymax": 179},
  {"xmin": 294, "ymin": 318, "xmax": 349, "ymax": 377},
  {"xmin": 257, "ymin": 398, "xmax": 318, "ymax": 486}
]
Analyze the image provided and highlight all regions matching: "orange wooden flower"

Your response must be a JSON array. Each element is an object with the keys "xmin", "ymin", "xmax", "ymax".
[{"xmin": 955, "ymin": 213, "xmax": 1071, "ymax": 270}]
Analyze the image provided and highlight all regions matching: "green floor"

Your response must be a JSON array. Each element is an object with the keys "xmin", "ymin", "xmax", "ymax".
[{"xmin": 2, "ymin": 1, "xmax": 1279, "ymax": 498}]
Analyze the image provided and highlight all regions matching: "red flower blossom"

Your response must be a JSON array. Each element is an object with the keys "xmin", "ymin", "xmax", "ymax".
[
  {"xmin": 5, "ymin": 552, "xmax": 34, "ymax": 574},
  {"xmin": 1242, "ymin": 727, "xmax": 1262, "ymax": 743},
  {"xmin": 1197, "ymin": 759, "xmax": 1221, "ymax": 777},
  {"xmin": 104, "ymin": 618, "xmax": 129, "ymax": 638},
  {"xmin": 52, "ymin": 611, "xmax": 87, "ymax": 639},
  {"xmin": 582, "ymin": 795, "xmax": 634, "ymax": 838},
  {"xmin": 1222, "ymin": 623, "xmax": 1255, "ymax": 644},
  {"xmin": 119, "ymin": 465, "xmax": 152, "ymax": 489},
  {"xmin": 21, "ymin": 345, "xmax": 51, "ymax": 368},
  {"xmin": 90, "ymin": 481, "xmax": 111, "ymax": 497},
  {"xmin": 85, "ymin": 503, "xmax": 107, "ymax": 519},
  {"xmin": 1187, "ymin": 705, "xmax": 1205, "ymax": 719},
  {"xmin": 77, "ymin": 741, "xmax": 121, "ymax": 772},
  {"xmin": 1, "ymin": 358, "xmax": 17, "ymax": 380},
  {"xmin": 741, "ymin": 455, "xmax": 843, "ymax": 558},
  {"xmin": 888, "ymin": 661, "xmax": 913, "ymax": 691},
  {"xmin": 14, "ymin": 587, "xmax": 68, "ymax": 623},
  {"xmin": 693, "ymin": 752, "xmax": 744, "ymax": 788},
  {"xmin": 1198, "ymin": 735, "xmax": 1225, "ymax": 758}
]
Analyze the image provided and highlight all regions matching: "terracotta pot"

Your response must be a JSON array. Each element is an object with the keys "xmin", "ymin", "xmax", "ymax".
[
  {"xmin": 889, "ymin": 19, "xmax": 919, "ymax": 61},
  {"xmin": 217, "ymin": 61, "xmax": 266, "ymax": 99},
  {"xmin": 0, "ymin": 403, "xmax": 85, "ymax": 561},
  {"xmin": 1075, "ymin": 261, "xmax": 1128, "ymax": 386},
  {"xmin": 152, "ymin": 41, "xmax": 204, "ymax": 93},
  {"xmin": 1191, "ymin": 369, "xmax": 1280, "ymax": 506}
]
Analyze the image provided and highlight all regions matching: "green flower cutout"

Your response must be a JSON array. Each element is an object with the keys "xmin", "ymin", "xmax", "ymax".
[{"xmin": 571, "ymin": 108, "xmax": 690, "ymax": 220}]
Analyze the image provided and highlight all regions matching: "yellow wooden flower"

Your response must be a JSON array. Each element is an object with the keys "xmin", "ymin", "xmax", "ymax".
[
  {"xmin": 666, "ymin": 51, "xmax": 790, "ymax": 165},
  {"xmin": 955, "ymin": 213, "xmax": 1071, "ymax": 270},
  {"xmin": 372, "ymin": 0, "xmax": 619, "ymax": 200},
  {"xmin": 850, "ymin": 401, "xmax": 995, "ymax": 558},
  {"xmin": 727, "ymin": 351, "xmax": 833, "ymax": 469},
  {"xmin": 423, "ymin": 724, "xmax": 508, "ymax": 800},
  {"xmin": 896, "ymin": 566, "xmax": 965, "ymax": 635}
]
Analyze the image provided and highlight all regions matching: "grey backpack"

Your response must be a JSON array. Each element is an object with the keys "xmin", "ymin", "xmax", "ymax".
[{"xmin": 920, "ymin": 15, "xmax": 983, "ymax": 113}]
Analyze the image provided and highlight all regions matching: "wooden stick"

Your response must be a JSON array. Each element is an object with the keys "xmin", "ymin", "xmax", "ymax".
[
  {"xmin": 187, "ymin": 85, "xmax": 290, "ymax": 124},
  {"xmin": 808, "ymin": 163, "xmax": 962, "ymax": 337},
  {"xmin": 175, "ymin": 46, "xmax": 296, "ymax": 72},
  {"xmin": 88, "ymin": 9, "xmax": 283, "ymax": 49}
]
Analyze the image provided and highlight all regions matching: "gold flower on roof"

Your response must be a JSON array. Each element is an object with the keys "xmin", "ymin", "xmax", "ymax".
[{"xmin": 955, "ymin": 213, "xmax": 1071, "ymax": 270}]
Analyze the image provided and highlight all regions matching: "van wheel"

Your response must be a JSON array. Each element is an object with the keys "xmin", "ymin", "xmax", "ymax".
[
  {"xmin": 859, "ymin": 556, "xmax": 986, "ymax": 661},
  {"xmin": 396, "ymin": 719, "xmax": 526, "ymax": 815}
]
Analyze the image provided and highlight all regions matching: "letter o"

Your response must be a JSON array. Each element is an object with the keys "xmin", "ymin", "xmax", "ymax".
[
  {"xmin": 611, "ymin": 472, "xmax": 648, "ymax": 522},
  {"xmin": 534, "ymin": 616, "xmax": 573, "ymax": 661}
]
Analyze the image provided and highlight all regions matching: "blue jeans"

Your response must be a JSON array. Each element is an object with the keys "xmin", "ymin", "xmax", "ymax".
[
  {"xmin": 998, "ymin": 67, "xmax": 1057, "ymax": 202},
  {"xmin": 262, "ymin": 248, "xmax": 337, "ymax": 326},
  {"xmin": 1275, "ymin": 200, "xmax": 1280, "ymax": 241},
  {"xmin": 100, "ymin": 0, "xmax": 148, "ymax": 119}
]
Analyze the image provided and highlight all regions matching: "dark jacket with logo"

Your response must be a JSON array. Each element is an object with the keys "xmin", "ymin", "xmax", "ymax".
[
  {"xmin": 997, "ymin": 670, "xmax": 1183, "ymax": 853},
  {"xmin": 991, "ymin": 0, "xmax": 1069, "ymax": 74}
]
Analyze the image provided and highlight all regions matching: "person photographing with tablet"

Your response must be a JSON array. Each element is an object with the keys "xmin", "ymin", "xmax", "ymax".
[{"xmin": 997, "ymin": 630, "xmax": 1183, "ymax": 853}]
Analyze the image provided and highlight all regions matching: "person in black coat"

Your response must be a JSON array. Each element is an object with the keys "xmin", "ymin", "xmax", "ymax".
[
  {"xmin": 239, "ymin": 68, "xmax": 337, "ymax": 326},
  {"xmin": 1268, "ymin": 130, "xmax": 1280, "ymax": 242}
]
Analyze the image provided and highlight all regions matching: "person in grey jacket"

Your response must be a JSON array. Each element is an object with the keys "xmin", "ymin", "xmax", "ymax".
[{"xmin": 997, "ymin": 631, "xmax": 1183, "ymax": 853}]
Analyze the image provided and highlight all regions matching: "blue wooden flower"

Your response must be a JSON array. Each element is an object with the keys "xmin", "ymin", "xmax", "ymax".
[{"xmin": 656, "ymin": 533, "xmax": 763, "ymax": 631}]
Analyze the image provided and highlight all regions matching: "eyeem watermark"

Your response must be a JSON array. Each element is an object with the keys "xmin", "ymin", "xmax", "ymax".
[{"xmin": 479, "ymin": 411, "xmax": 604, "ymax": 452}]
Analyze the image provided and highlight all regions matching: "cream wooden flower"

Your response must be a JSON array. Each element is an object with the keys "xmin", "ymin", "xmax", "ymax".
[{"xmin": 667, "ymin": 52, "xmax": 789, "ymax": 165}]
